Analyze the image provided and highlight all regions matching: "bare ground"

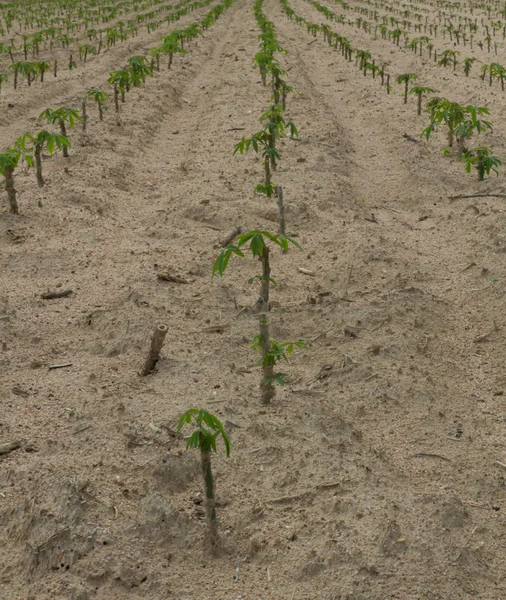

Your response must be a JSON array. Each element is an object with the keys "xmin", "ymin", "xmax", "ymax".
[{"xmin": 2, "ymin": 0, "xmax": 506, "ymax": 598}]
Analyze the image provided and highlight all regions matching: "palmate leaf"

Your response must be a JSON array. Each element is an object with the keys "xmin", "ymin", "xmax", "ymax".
[
  {"xmin": 211, "ymin": 245, "xmax": 244, "ymax": 279},
  {"xmin": 266, "ymin": 372, "xmax": 287, "ymax": 386},
  {"xmin": 250, "ymin": 232, "xmax": 266, "ymax": 257},
  {"xmin": 254, "ymin": 182, "xmax": 277, "ymax": 197},
  {"xmin": 262, "ymin": 147, "xmax": 281, "ymax": 162},
  {"xmin": 177, "ymin": 409, "xmax": 230, "ymax": 457}
]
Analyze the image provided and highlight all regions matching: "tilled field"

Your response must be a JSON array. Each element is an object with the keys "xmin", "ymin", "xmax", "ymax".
[{"xmin": 2, "ymin": 0, "xmax": 506, "ymax": 598}]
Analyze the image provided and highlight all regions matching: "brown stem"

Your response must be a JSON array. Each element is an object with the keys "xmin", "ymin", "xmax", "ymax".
[
  {"xmin": 259, "ymin": 245, "xmax": 270, "ymax": 312},
  {"xmin": 201, "ymin": 448, "xmax": 218, "ymax": 543},
  {"xmin": 4, "ymin": 165, "xmax": 18, "ymax": 214},
  {"xmin": 264, "ymin": 159, "xmax": 271, "ymax": 185},
  {"xmin": 59, "ymin": 120, "xmax": 69, "ymax": 157},
  {"xmin": 114, "ymin": 84, "xmax": 120, "ymax": 112},
  {"xmin": 141, "ymin": 324, "xmax": 168, "ymax": 375},
  {"xmin": 276, "ymin": 186, "xmax": 286, "ymax": 238},
  {"xmin": 82, "ymin": 100, "xmax": 87, "ymax": 131},
  {"xmin": 258, "ymin": 313, "xmax": 275, "ymax": 405},
  {"xmin": 35, "ymin": 146, "xmax": 44, "ymax": 187}
]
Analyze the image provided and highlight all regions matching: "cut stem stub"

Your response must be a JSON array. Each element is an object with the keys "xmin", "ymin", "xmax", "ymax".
[{"xmin": 141, "ymin": 323, "xmax": 168, "ymax": 375}]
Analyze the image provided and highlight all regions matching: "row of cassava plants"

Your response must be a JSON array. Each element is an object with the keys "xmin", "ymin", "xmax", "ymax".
[
  {"xmin": 1, "ymin": 0, "xmax": 237, "ymax": 213},
  {"xmin": 279, "ymin": 0, "xmax": 502, "ymax": 176},
  {"xmin": 0, "ymin": 107, "xmax": 81, "ymax": 213},
  {"xmin": 0, "ymin": 0, "xmax": 213, "ymax": 88},
  {"xmin": 319, "ymin": 0, "xmax": 506, "ymax": 57},
  {"xmin": 0, "ymin": 0, "xmax": 201, "ymax": 59},
  {"xmin": 177, "ymin": 2, "xmax": 309, "ymax": 546},
  {"xmin": 301, "ymin": 0, "xmax": 506, "ymax": 91}
]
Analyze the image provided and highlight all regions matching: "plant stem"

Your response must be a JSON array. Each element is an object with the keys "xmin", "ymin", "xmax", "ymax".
[
  {"xmin": 35, "ymin": 146, "xmax": 44, "ymax": 187},
  {"xmin": 82, "ymin": 100, "xmax": 87, "ymax": 131},
  {"xmin": 200, "ymin": 448, "xmax": 218, "ymax": 542},
  {"xmin": 258, "ymin": 313, "xmax": 275, "ymax": 404},
  {"xmin": 59, "ymin": 120, "xmax": 69, "ymax": 157},
  {"xmin": 4, "ymin": 165, "xmax": 18, "ymax": 214},
  {"xmin": 141, "ymin": 323, "xmax": 168, "ymax": 375},
  {"xmin": 276, "ymin": 185, "xmax": 286, "ymax": 238},
  {"xmin": 264, "ymin": 158, "xmax": 271, "ymax": 185},
  {"xmin": 478, "ymin": 160, "xmax": 485, "ymax": 181},
  {"xmin": 114, "ymin": 84, "xmax": 120, "ymax": 112},
  {"xmin": 417, "ymin": 92, "xmax": 422, "ymax": 115},
  {"xmin": 259, "ymin": 245, "xmax": 270, "ymax": 312}
]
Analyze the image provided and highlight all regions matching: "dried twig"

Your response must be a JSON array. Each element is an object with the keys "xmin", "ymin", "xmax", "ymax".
[
  {"xmin": 412, "ymin": 452, "xmax": 451, "ymax": 461},
  {"xmin": 220, "ymin": 227, "xmax": 241, "ymax": 247},
  {"xmin": 41, "ymin": 289, "xmax": 73, "ymax": 299},
  {"xmin": 191, "ymin": 324, "xmax": 229, "ymax": 333},
  {"xmin": 454, "ymin": 526, "xmax": 478, "ymax": 563},
  {"xmin": 449, "ymin": 193, "xmax": 506, "ymax": 200},
  {"xmin": 48, "ymin": 362, "xmax": 73, "ymax": 370},
  {"xmin": 0, "ymin": 440, "xmax": 22, "ymax": 455},
  {"xmin": 157, "ymin": 272, "xmax": 190, "ymax": 284}
]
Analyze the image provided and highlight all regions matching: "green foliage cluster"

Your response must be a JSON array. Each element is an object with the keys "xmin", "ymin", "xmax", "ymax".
[{"xmin": 422, "ymin": 98, "xmax": 501, "ymax": 179}]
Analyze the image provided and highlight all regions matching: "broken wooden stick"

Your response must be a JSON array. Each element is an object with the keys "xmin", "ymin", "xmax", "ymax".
[
  {"xmin": 448, "ymin": 193, "xmax": 506, "ymax": 200},
  {"xmin": 157, "ymin": 272, "xmax": 190, "ymax": 284},
  {"xmin": 220, "ymin": 226, "xmax": 241, "ymax": 247},
  {"xmin": 141, "ymin": 324, "xmax": 168, "ymax": 376},
  {"xmin": 41, "ymin": 290, "xmax": 73, "ymax": 300},
  {"xmin": 297, "ymin": 267, "xmax": 315, "ymax": 276},
  {"xmin": 48, "ymin": 362, "xmax": 73, "ymax": 370},
  {"xmin": 0, "ymin": 440, "xmax": 22, "ymax": 455}
]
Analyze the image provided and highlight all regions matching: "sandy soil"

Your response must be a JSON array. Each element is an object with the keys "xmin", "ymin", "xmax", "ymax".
[{"xmin": 2, "ymin": 0, "xmax": 506, "ymax": 598}]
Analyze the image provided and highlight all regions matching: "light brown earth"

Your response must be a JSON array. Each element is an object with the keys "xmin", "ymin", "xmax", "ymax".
[{"xmin": 2, "ymin": 0, "xmax": 506, "ymax": 598}]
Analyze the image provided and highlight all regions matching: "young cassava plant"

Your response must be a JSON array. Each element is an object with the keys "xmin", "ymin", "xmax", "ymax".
[
  {"xmin": 177, "ymin": 409, "xmax": 230, "ymax": 543},
  {"xmin": 460, "ymin": 146, "xmax": 502, "ymax": 180},
  {"xmin": 16, "ymin": 131, "xmax": 70, "ymax": 187},
  {"xmin": 234, "ymin": 106, "xmax": 297, "ymax": 197},
  {"xmin": 0, "ymin": 147, "xmax": 33, "ymax": 213},
  {"xmin": 87, "ymin": 89, "xmax": 109, "ymax": 121},
  {"xmin": 212, "ymin": 230, "xmax": 305, "ymax": 403},
  {"xmin": 38, "ymin": 107, "xmax": 82, "ymax": 157},
  {"xmin": 409, "ymin": 85, "xmax": 437, "ymax": 116},
  {"xmin": 397, "ymin": 73, "xmax": 417, "ymax": 104}
]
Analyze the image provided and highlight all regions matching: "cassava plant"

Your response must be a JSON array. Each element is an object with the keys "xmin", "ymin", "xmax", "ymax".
[
  {"xmin": 87, "ymin": 89, "xmax": 109, "ymax": 121},
  {"xmin": 212, "ymin": 230, "xmax": 304, "ymax": 403},
  {"xmin": 397, "ymin": 73, "xmax": 417, "ymax": 103},
  {"xmin": 0, "ymin": 147, "xmax": 33, "ymax": 214},
  {"xmin": 409, "ymin": 85, "xmax": 437, "ymax": 116},
  {"xmin": 422, "ymin": 99, "xmax": 492, "ymax": 155},
  {"xmin": 177, "ymin": 409, "xmax": 230, "ymax": 544},
  {"xmin": 463, "ymin": 56, "xmax": 475, "ymax": 76},
  {"xmin": 38, "ymin": 107, "xmax": 82, "ymax": 157},
  {"xmin": 126, "ymin": 55, "xmax": 152, "ymax": 87},
  {"xmin": 234, "ymin": 106, "xmax": 297, "ymax": 197},
  {"xmin": 16, "ymin": 131, "xmax": 70, "ymax": 187},
  {"xmin": 460, "ymin": 146, "xmax": 502, "ymax": 180}
]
